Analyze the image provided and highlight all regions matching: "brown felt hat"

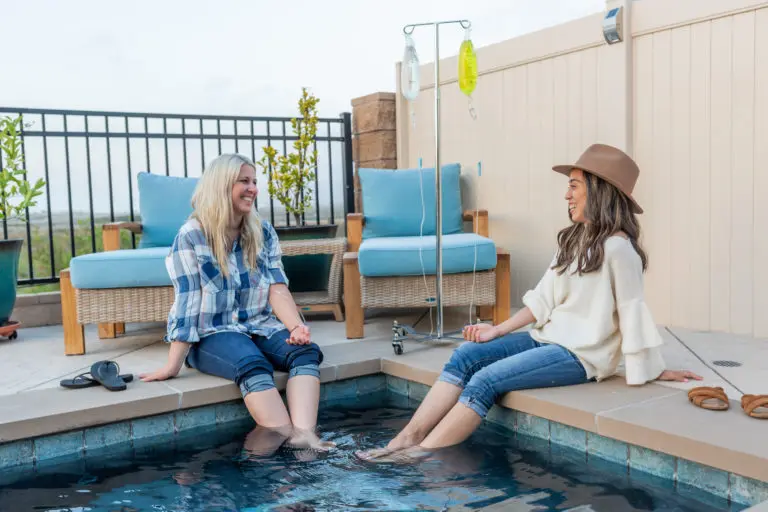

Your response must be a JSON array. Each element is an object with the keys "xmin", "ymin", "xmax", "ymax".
[{"xmin": 552, "ymin": 143, "xmax": 643, "ymax": 214}]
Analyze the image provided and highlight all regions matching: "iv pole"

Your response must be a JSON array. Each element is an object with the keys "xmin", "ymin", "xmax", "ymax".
[{"xmin": 401, "ymin": 19, "xmax": 471, "ymax": 340}]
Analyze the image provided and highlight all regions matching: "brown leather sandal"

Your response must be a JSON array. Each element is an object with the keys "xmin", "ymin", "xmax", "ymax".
[
  {"xmin": 741, "ymin": 395, "xmax": 768, "ymax": 419},
  {"xmin": 687, "ymin": 386, "xmax": 730, "ymax": 411}
]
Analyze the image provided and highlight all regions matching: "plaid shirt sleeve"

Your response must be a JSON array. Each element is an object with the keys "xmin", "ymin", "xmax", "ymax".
[
  {"xmin": 263, "ymin": 221, "xmax": 289, "ymax": 286},
  {"xmin": 164, "ymin": 229, "xmax": 203, "ymax": 343}
]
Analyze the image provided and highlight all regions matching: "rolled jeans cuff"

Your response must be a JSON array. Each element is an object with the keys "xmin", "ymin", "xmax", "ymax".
[
  {"xmin": 239, "ymin": 374, "xmax": 275, "ymax": 397},
  {"xmin": 437, "ymin": 370, "xmax": 464, "ymax": 388},
  {"xmin": 289, "ymin": 363, "xmax": 320, "ymax": 379},
  {"xmin": 458, "ymin": 394, "xmax": 491, "ymax": 419}
]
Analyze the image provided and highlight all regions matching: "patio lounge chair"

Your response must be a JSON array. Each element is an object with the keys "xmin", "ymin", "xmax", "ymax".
[
  {"xmin": 59, "ymin": 173, "xmax": 345, "ymax": 356},
  {"xmin": 343, "ymin": 164, "xmax": 511, "ymax": 339}
]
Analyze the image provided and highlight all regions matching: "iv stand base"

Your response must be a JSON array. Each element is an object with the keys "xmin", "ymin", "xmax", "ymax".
[{"xmin": 391, "ymin": 315, "xmax": 469, "ymax": 356}]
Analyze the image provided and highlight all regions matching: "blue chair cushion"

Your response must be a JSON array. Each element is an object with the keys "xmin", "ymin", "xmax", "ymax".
[
  {"xmin": 70, "ymin": 247, "xmax": 171, "ymax": 289},
  {"xmin": 358, "ymin": 233, "xmax": 497, "ymax": 277},
  {"xmin": 137, "ymin": 172, "xmax": 198, "ymax": 248},
  {"xmin": 358, "ymin": 164, "xmax": 463, "ymax": 239}
]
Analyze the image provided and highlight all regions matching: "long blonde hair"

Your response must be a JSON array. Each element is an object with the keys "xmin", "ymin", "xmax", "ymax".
[
  {"xmin": 553, "ymin": 170, "xmax": 647, "ymax": 275},
  {"xmin": 191, "ymin": 153, "xmax": 264, "ymax": 277}
]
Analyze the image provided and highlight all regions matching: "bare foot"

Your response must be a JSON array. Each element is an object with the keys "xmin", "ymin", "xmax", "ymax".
[
  {"xmin": 355, "ymin": 430, "xmax": 423, "ymax": 461},
  {"xmin": 359, "ymin": 445, "xmax": 433, "ymax": 464},
  {"xmin": 243, "ymin": 425, "xmax": 291, "ymax": 458},
  {"xmin": 287, "ymin": 428, "xmax": 336, "ymax": 452}
]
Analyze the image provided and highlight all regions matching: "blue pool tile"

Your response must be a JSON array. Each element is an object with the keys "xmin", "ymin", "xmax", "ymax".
[
  {"xmin": 628, "ymin": 445, "xmax": 675, "ymax": 480},
  {"xmin": 516, "ymin": 434, "xmax": 551, "ymax": 455},
  {"xmin": 408, "ymin": 382, "xmax": 430, "ymax": 401},
  {"xmin": 85, "ymin": 423, "xmax": 131, "ymax": 451},
  {"xmin": 34, "ymin": 431, "xmax": 84, "ymax": 462},
  {"xmin": 386, "ymin": 375, "xmax": 409, "ymax": 397},
  {"xmin": 515, "ymin": 412, "xmax": 550, "ymax": 440},
  {"xmin": 677, "ymin": 459, "xmax": 729, "ymax": 499},
  {"xmin": 486, "ymin": 405, "xmax": 516, "ymax": 432},
  {"xmin": 176, "ymin": 405, "xmax": 217, "ymax": 432},
  {"xmin": 324, "ymin": 379, "xmax": 357, "ymax": 401},
  {"xmin": 215, "ymin": 401, "xmax": 252, "ymax": 424},
  {"xmin": 587, "ymin": 432, "xmax": 628, "ymax": 466},
  {"xmin": 551, "ymin": 443, "xmax": 587, "ymax": 466},
  {"xmin": 132, "ymin": 413, "xmax": 175, "ymax": 440},
  {"xmin": 550, "ymin": 422, "xmax": 587, "ymax": 452},
  {"xmin": 0, "ymin": 440, "xmax": 33, "ymax": 468},
  {"xmin": 730, "ymin": 473, "xmax": 768, "ymax": 506},
  {"xmin": 356, "ymin": 374, "xmax": 386, "ymax": 395}
]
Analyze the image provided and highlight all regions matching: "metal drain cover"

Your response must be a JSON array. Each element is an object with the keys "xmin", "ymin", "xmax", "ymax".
[{"xmin": 712, "ymin": 360, "xmax": 742, "ymax": 368}]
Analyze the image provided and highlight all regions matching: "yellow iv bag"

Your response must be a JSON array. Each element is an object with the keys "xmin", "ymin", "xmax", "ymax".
[{"xmin": 458, "ymin": 29, "xmax": 477, "ymax": 97}]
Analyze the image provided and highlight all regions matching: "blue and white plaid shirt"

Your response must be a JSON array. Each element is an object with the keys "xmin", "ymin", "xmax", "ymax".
[{"xmin": 163, "ymin": 218, "xmax": 289, "ymax": 343}]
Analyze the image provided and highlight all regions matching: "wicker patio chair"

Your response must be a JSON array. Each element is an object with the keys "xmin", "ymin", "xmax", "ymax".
[
  {"xmin": 60, "ymin": 222, "xmax": 346, "ymax": 355},
  {"xmin": 342, "ymin": 164, "xmax": 511, "ymax": 339}
]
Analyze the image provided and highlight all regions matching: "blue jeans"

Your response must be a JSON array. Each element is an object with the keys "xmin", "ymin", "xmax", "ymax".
[
  {"xmin": 438, "ymin": 331, "xmax": 592, "ymax": 418},
  {"xmin": 186, "ymin": 329, "xmax": 323, "ymax": 398}
]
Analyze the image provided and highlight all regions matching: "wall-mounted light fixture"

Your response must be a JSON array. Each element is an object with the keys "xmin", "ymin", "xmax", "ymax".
[{"xmin": 602, "ymin": 6, "xmax": 624, "ymax": 44}]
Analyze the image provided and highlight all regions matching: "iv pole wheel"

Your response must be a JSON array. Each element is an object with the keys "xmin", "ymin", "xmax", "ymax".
[{"xmin": 392, "ymin": 320, "xmax": 406, "ymax": 355}]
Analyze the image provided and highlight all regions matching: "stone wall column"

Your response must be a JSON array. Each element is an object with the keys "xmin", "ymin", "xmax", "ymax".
[{"xmin": 351, "ymin": 92, "xmax": 397, "ymax": 213}]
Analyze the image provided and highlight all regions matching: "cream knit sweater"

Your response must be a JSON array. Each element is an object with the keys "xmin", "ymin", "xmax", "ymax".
[{"xmin": 522, "ymin": 236, "xmax": 666, "ymax": 385}]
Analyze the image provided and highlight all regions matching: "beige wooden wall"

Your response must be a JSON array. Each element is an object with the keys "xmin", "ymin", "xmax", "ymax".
[{"xmin": 396, "ymin": 0, "xmax": 768, "ymax": 338}]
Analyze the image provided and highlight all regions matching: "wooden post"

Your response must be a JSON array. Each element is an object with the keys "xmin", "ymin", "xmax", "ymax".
[
  {"xmin": 493, "ymin": 251, "xmax": 511, "ymax": 325},
  {"xmin": 99, "ymin": 224, "xmax": 122, "ymax": 338},
  {"xmin": 61, "ymin": 269, "xmax": 85, "ymax": 355},
  {"xmin": 344, "ymin": 253, "xmax": 364, "ymax": 338}
]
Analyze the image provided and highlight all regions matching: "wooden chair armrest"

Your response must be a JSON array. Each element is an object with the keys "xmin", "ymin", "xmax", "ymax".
[
  {"xmin": 463, "ymin": 209, "xmax": 489, "ymax": 237},
  {"xmin": 346, "ymin": 213, "xmax": 364, "ymax": 252},
  {"xmin": 103, "ymin": 222, "xmax": 143, "ymax": 234},
  {"xmin": 102, "ymin": 222, "xmax": 143, "ymax": 251}
]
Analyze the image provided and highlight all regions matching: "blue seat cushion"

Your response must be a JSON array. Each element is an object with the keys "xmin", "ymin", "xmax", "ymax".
[
  {"xmin": 70, "ymin": 247, "xmax": 171, "ymax": 289},
  {"xmin": 358, "ymin": 233, "xmax": 497, "ymax": 277},
  {"xmin": 137, "ymin": 172, "xmax": 198, "ymax": 248},
  {"xmin": 358, "ymin": 164, "xmax": 463, "ymax": 239}
]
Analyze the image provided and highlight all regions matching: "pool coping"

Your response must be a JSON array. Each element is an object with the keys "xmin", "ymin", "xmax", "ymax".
[{"xmin": 1, "ymin": 341, "xmax": 767, "ymax": 508}]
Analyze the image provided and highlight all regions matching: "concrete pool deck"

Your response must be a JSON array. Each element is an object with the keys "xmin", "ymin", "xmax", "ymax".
[{"xmin": 1, "ymin": 308, "xmax": 766, "ymax": 508}]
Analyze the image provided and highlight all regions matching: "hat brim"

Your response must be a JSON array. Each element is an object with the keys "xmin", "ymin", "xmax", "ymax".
[{"xmin": 552, "ymin": 164, "xmax": 643, "ymax": 214}]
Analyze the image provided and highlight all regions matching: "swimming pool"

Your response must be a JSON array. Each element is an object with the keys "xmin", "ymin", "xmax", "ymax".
[{"xmin": 0, "ymin": 389, "xmax": 741, "ymax": 512}]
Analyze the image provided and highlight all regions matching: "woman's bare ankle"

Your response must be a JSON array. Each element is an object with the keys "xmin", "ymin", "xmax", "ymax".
[{"xmin": 386, "ymin": 427, "xmax": 426, "ymax": 450}]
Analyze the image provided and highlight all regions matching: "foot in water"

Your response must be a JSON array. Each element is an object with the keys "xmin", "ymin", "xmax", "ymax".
[
  {"xmin": 357, "ymin": 445, "xmax": 433, "ymax": 464},
  {"xmin": 286, "ymin": 428, "xmax": 336, "ymax": 452},
  {"xmin": 355, "ymin": 431, "xmax": 423, "ymax": 461}
]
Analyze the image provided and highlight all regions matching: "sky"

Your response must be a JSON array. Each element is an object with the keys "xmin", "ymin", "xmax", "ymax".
[
  {"xmin": 1, "ymin": 0, "xmax": 606, "ymax": 220},
  {"xmin": 3, "ymin": 0, "xmax": 605, "ymax": 117}
]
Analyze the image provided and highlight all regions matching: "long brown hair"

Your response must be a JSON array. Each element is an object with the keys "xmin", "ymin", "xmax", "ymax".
[{"xmin": 553, "ymin": 170, "xmax": 647, "ymax": 275}]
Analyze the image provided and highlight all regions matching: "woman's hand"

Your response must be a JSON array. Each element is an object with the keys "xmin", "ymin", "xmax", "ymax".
[
  {"xmin": 139, "ymin": 341, "xmax": 189, "ymax": 382},
  {"xmin": 656, "ymin": 369, "xmax": 704, "ymax": 383},
  {"xmin": 139, "ymin": 364, "xmax": 180, "ymax": 382},
  {"xmin": 462, "ymin": 323, "xmax": 498, "ymax": 343},
  {"xmin": 288, "ymin": 324, "xmax": 311, "ymax": 345}
]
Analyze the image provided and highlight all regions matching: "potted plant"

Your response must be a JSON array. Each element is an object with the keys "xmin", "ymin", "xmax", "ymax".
[
  {"xmin": 256, "ymin": 88, "xmax": 337, "ymax": 292},
  {"xmin": 0, "ymin": 115, "xmax": 45, "ymax": 330}
]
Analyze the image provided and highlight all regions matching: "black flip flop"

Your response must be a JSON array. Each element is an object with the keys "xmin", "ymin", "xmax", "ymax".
[
  {"xmin": 60, "ymin": 372, "xmax": 133, "ymax": 389},
  {"xmin": 89, "ymin": 360, "xmax": 128, "ymax": 391}
]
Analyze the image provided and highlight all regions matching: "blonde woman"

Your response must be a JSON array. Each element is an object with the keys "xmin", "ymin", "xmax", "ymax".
[
  {"xmin": 359, "ymin": 144, "xmax": 702, "ymax": 461},
  {"xmin": 140, "ymin": 153, "xmax": 329, "ymax": 451}
]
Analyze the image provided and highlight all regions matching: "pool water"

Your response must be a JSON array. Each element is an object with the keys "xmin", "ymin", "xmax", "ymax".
[{"xmin": 0, "ymin": 391, "xmax": 742, "ymax": 512}]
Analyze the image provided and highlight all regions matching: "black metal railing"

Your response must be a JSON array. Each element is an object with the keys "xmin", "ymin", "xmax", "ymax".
[{"xmin": 0, "ymin": 107, "xmax": 355, "ymax": 286}]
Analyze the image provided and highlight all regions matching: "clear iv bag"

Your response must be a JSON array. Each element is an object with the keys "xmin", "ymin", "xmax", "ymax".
[
  {"xmin": 401, "ymin": 34, "xmax": 420, "ymax": 101},
  {"xmin": 458, "ymin": 29, "xmax": 477, "ymax": 97}
]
